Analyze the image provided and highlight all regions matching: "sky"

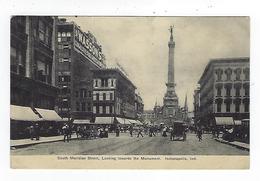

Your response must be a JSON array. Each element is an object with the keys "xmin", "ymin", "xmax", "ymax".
[{"xmin": 65, "ymin": 16, "xmax": 250, "ymax": 111}]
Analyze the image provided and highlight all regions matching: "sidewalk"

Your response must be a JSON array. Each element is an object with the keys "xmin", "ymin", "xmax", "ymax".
[
  {"xmin": 214, "ymin": 137, "xmax": 250, "ymax": 151},
  {"xmin": 11, "ymin": 134, "xmax": 78, "ymax": 148}
]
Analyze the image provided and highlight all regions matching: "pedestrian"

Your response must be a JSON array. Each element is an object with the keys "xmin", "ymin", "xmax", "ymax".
[
  {"xmin": 169, "ymin": 126, "xmax": 174, "ymax": 141},
  {"xmin": 104, "ymin": 126, "xmax": 109, "ymax": 138},
  {"xmin": 29, "ymin": 125, "xmax": 35, "ymax": 140},
  {"xmin": 197, "ymin": 127, "xmax": 202, "ymax": 141},
  {"xmin": 137, "ymin": 126, "xmax": 144, "ymax": 138},
  {"xmin": 162, "ymin": 127, "xmax": 167, "ymax": 137},
  {"xmin": 62, "ymin": 124, "xmax": 70, "ymax": 142},
  {"xmin": 34, "ymin": 123, "xmax": 40, "ymax": 140},
  {"xmin": 129, "ymin": 125, "xmax": 133, "ymax": 137},
  {"xmin": 116, "ymin": 126, "xmax": 120, "ymax": 137},
  {"xmin": 76, "ymin": 125, "xmax": 81, "ymax": 139}
]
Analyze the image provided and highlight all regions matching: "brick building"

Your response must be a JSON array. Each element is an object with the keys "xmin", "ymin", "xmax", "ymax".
[
  {"xmin": 92, "ymin": 68, "xmax": 138, "ymax": 124},
  {"xmin": 197, "ymin": 57, "xmax": 250, "ymax": 127},
  {"xmin": 55, "ymin": 18, "xmax": 106, "ymax": 121}
]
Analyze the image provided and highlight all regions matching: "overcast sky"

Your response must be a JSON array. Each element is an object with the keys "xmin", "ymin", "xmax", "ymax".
[{"xmin": 65, "ymin": 16, "xmax": 249, "ymax": 110}]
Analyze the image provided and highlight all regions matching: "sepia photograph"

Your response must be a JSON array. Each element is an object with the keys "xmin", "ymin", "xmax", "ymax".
[{"xmin": 9, "ymin": 16, "xmax": 250, "ymax": 168}]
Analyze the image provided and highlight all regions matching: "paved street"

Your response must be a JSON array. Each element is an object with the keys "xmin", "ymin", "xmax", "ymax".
[{"xmin": 11, "ymin": 133, "xmax": 249, "ymax": 155}]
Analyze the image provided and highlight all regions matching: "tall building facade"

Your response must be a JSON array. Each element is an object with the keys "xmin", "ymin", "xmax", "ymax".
[
  {"xmin": 92, "ymin": 68, "xmax": 137, "ymax": 122},
  {"xmin": 11, "ymin": 16, "xmax": 58, "ymax": 109},
  {"xmin": 163, "ymin": 26, "xmax": 179, "ymax": 123},
  {"xmin": 197, "ymin": 57, "xmax": 250, "ymax": 126},
  {"xmin": 10, "ymin": 16, "xmax": 60, "ymax": 139},
  {"xmin": 55, "ymin": 18, "xmax": 106, "ymax": 120}
]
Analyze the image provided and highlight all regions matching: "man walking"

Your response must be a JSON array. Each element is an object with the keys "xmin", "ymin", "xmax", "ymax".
[
  {"xmin": 129, "ymin": 125, "xmax": 133, "ymax": 137},
  {"xmin": 62, "ymin": 124, "xmax": 70, "ymax": 142},
  {"xmin": 197, "ymin": 127, "xmax": 203, "ymax": 141},
  {"xmin": 137, "ymin": 126, "xmax": 144, "ymax": 138}
]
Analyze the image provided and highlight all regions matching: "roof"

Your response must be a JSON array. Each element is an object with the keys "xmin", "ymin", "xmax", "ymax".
[
  {"xmin": 35, "ymin": 108, "xmax": 63, "ymax": 121},
  {"xmin": 10, "ymin": 105, "xmax": 40, "ymax": 121},
  {"xmin": 198, "ymin": 57, "xmax": 249, "ymax": 84}
]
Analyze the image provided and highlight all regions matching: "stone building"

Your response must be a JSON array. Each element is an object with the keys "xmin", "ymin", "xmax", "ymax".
[
  {"xmin": 197, "ymin": 57, "xmax": 249, "ymax": 127},
  {"xmin": 92, "ymin": 68, "xmax": 140, "ymax": 124},
  {"xmin": 54, "ymin": 18, "xmax": 106, "ymax": 121},
  {"xmin": 10, "ymin": 16, "xmax": 60, "ymax": 139}
]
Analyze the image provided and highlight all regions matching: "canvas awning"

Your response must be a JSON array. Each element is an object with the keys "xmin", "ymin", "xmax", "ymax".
[
  {"xmin": 95, "ymin": 117, "xmax": 114, "ymax": 124},
  {"xmin": 116, "ymin": 117, "xmax": 125, "ymax": 124},
  {"xmin": 73, "ymin": 119, "xmax": 91, "ymax": 124},
  {"xmin": 35, "ymin": 108, "xmax": 63, "ymax": 121},
  {"xmin": 10, "ymin": 105, "xmax": 40, "ymax": 121},
  {"xmin": 215, "ymin": 117, "xmax": 234, "ymax": 125}
]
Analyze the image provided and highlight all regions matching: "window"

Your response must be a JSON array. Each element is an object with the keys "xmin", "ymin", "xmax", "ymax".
[
  {"xmin": 226, "ymin": 87, "xmax": 231, "ymax": 97},
  {"xmin": 87, "ymin": 103, "xmax": 91, "ymax": 112},
  {"xmin": 109, "ymin": 106, "xmax": 113, "ymax": 113},
  {"xmin": 76, "ymin": 102, "xmax": 80, "ymax": 111},
  {"xmin": 225, "ymin": 68, "xmax": 232, "ymax": 81},
  {"xmin": 99, "ymin": 106, "xmax": 103, "ymax": 114},
  {"xmin": 243, "ymin": 68, "xmax": 249, "ymax": 80},
  {"xmin": 58, "ymin": 32, "xmax": 61, "ymax": 37},
  {"xmin": 95, "ymin": 80, "xmax": 98, "ymax": 87},
  {"xmin": 217, "ymin": 87, "xmax": 222, "ymax": 96},
  {"xmin": 234, "ymin": 68, "xmax": 242, "ymax": 81},
  {"xmin": 244, "ymin": 102, "xmax": 249, "ymax": 112},
  {"xmin": 96, "ymin": 93, "xmax": 99, "ymax": 101},
  {"xmin": 235, "ymin": 87, "xmax": 240, "ymax": 97},
  {"xmin": 39, "ymin": 20, "xmax": 45, "ymax": 42},
  {"xmin": 103, "ymin": 93, "xmax": 106, "ymax": 101},
  {"xmin": 226, "ymin": 102, "xmax": 231, "ymax": 112},
  {"xmin": 80, "ymin": 89, "xmax": 87, "ymax": 98},
  {"xmin": 235, "ymin": 103, "xmax": 240, "ymax": 112},
  {"xmin": 111, "ymin": 79, "xmax": 114, "ymax": 87},
  {"xmin": 110, "ymin": 93, "xmax": 113, "ymax": 100},
  {"xmin": 101, "ymin": 79, "xmax": 108, "ymax": 87},
  {"xmin": 217, "ymin": 103, "xmax": 222, "ymax": 112},
  {"xmin": 106, "ymin": 106, "xmax": 110, "ymax": 114},
  {"xmin": 93, "ymin": 106, "xmax": 96, "ymax": 113},
  {"xmin": 75, "ymin": 91, "xmax": 79, "ymax": 97},
  {"xmin": 103, "ymin": 106, "xmax": 106, "ymax": 114},
  {"xmin": 215, "ymin": 69, "xmax": 223, "ymax": 81},
  {"xmin": 244, "ymin": 86, "xmax": 249, "ymax": 97},
  {"xmin": 81, "ymin": 102, "xmax": 86, "ymax": 111},
  {"xmin": 88, "ymin": 91, "xmax": 92, "ymax": 98}
]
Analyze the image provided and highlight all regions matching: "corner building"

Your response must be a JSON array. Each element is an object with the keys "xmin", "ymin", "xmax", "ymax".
[
  {"xmin": 198, "ymin": 57, "xmax": 249, "ymax": 126},
  {"xmin": 92, "ymin": 68, "xmax": 137, "ymax": 123},
  {"xmin": 55, "ymin": 18, "xmax": 106, "ymax": 121}
]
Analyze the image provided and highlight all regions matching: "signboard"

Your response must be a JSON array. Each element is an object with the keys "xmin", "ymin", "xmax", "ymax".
[{"xmin": 74, "ymin": 25, "xmax": 105, "ymax": 68}]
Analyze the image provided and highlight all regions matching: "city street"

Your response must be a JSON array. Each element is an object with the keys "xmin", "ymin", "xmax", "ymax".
[{"xmin": 11, "ymin": 133, "xmax": 249, "ymax": 155}]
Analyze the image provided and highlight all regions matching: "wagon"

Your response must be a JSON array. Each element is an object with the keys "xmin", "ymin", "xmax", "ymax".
[{"xmin": 171, "ymin": 121, "xmax": 187, "ymax": 141}]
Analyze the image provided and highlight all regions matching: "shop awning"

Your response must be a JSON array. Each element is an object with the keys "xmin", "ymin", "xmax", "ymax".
[
  {"xmin": 35, "ymin": 108, "xmax": 63, "ymax": 121},
  {"xmin": 234, "ymin": 120, "xmax": 242, "ymax": 125},
  {"xmin": 215, "ymin": 117, "xmax": 234, "ymax": 125},
  {"xmin": 73, "ymin": 119, "xmax": 91, "ymax": 124},
  {"xmin": 95, "ymin": 117, "xmax": 114, "ymax": 124},
  {"xmin": 116, "ymin": 117, "xmax": 125, "ymax": 124},
  {"xmin": 10, "ymin": 105, "xmax": 40, "ymax": 121}
]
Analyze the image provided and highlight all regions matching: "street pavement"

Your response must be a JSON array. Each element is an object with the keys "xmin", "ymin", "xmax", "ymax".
[{"xmin": 11, "ymin": 132, "xmax": 249, "ymax": 155}]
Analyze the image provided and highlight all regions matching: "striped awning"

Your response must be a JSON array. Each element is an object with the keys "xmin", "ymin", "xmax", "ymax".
[
  {"xmin": 95, "ymin": 117, "xmax": 114, "ymax": 124},
  {"xmin": 35, "ymin": 108, "xmax": 63, "ymax": 121},
  {"xmin": 73, "ymin": 119, "xmax": 91, "ymax": 124},
  {"xmin": 215, "ymin": 117, "xmax": 234, "ymax": 125},
  {"xmin": 10, "ymin": 105, "xmax": 40, "ymax": 121}
]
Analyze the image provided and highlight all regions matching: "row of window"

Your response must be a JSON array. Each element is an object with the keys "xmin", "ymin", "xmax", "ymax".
[
  {"xmin": 216, "ymin": 102, "xmax": 249, "ymax": 113},
  {"xmin": 216, "ymin": 86, "xmax": 249, "ymax": 97},
  {"xmin": 38, "ymin": 19, "xmax": 52, "ymax": 47},
  {"xmin": 93, "ymin": 105, "xmax": 114, "ymax": 114},
  {"xmin": 93, "ymin": 92, "xmax": 114, "ymax": 101},
  {"xmin": 75, "ymin": 89, "xmax": 92, "ymax": 98},
  {"xmin": 76, "ymin": 102, "xmax": 91, "ymax": 112},
  {"xmin": 94, "ymin": 79, "xmax": 115, "ymax": 88},
  {"xmin": 58, "ymin": 75, "xmax": 71, "ymax": 83},
  {"xmin": 215, "ymin": 67, "xmax": 249, "ymax": 81}
]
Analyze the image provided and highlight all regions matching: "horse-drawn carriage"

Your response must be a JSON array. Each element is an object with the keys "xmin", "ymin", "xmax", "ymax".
[{"xmin": 171, "ymin": 121, "xmax": 188, "ymax": 141}]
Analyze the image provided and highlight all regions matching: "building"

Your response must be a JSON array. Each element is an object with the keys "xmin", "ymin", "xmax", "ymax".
[
  {"xmin": 197, "ymin": 57, "xmax": 250, "ymax": 127},
  {"xmin": 10, "ymin": 16, "xmax": 60, "ymax": 139},
  {"xmin": 55, "ymin": 18, "xmax": 106, "ymax": 121},
  {"xmin": 193, "ymin": 87, "xmax": 201, "ymax": 125},
  {"xmin": 134, "ymin": 92, "xmax": 144, "ymax": 121},
  {"xmin": 92, "ymin": 68, "xmax": 138, "ymax": 125},
  {"xmin": 162, "ymin": 26, "xmax": 180, "ymax": 123},
  {"xmin": 142, "ymin": 110, "xmax": 155, "ymax": 125}
]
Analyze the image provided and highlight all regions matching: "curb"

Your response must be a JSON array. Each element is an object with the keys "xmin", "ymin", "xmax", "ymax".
[
  {"xmin": 214, "ymin": 138, "xmax": 249, "ymax": 151},
  {"xmin": 11, "ymin": 137, "xmax": 78, "ymax": 149}
]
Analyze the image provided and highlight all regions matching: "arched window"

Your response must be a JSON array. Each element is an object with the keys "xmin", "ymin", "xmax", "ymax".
[
  {"xmin": 234, "ymin": 68, "xmax": 242, "ymax": 81},
  {"xmin": 225, "ymin": 68, "xmax": 232, "ymax": 81},
  {"xmin": 215, "ymin": 69, "xmax": 223, "ymax": 81},
  {"xmin": 243, "ymin": 67, "xmax": 249, "ymax": 81}
]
